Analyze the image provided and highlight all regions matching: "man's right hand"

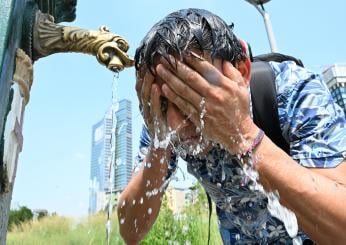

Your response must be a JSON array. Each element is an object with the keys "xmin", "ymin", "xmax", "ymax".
[{"xmin": 136, "ymin": 70, "xmax": 171, "ymax": 149}]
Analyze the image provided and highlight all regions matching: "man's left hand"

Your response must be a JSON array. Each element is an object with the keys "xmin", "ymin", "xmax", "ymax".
[{"xmin": 156, "ymin": 54, "xmax": 258, "ymax": 154}]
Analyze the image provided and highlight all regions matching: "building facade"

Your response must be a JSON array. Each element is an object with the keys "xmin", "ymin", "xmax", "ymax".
[
  {"xmin": 89, "ymin": 99, "xmax": 132, "ymax": 214},
  {"xmin": 166, "ymin": 186, "xmax": 186, "ymax": 214},
  {"xmin": 322, "ymin": 64, "xmax": 346, "ymax": 116},
  {"xmin": 114, "ymin": 100, "xmax": 133, "ymax": 192}
]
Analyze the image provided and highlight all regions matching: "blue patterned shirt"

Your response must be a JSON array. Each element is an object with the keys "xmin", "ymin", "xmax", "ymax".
[{"xmin": 136, "ymin": 61, "xmax": 346, "ymax": 244}]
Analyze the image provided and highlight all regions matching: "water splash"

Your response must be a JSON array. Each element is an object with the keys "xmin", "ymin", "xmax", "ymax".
[
  {"xmin": 242, "ymin": 157, "xmax": 300, "ymax": 243},
  {"xmin": 140, "ymin": 95, "xmax": 297, "ymax": 244},
  {"xmin": 105, "ymin": 73, "xmax": 120, "ymax": 245},
  {"xmin": 267, "ymin": 191, "xmax": 298, "ymax": 238},
  {"xmin": 199, "ymin": 97, "xmax": 206, "ymax": 130},
  {"xmin": 182, "ymin": 224, "xmax": 189, "ymax": 234}
]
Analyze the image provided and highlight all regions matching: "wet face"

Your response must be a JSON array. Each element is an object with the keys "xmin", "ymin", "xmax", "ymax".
[{"xmin": 152, "ymin": 52, "xmax": 224, "ymax": 157}]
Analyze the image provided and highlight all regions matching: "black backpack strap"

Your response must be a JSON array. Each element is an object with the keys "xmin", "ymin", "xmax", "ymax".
[
  {"xmin": 254, "ymin": 52, "xmax": 304, "ymax": 67},
  {"xmin": 250, "ymin": 61, "xmax": 290, "ymax": 154},
  {"xmin": 206, "ymin": 192, "xmax": 212, "ymax": 245}
]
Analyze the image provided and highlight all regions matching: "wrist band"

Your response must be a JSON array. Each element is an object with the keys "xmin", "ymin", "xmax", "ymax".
[
  {"xmin": 238, "ymin": 129, "xmax": 265, "ymax": 164},
  {"xmin": 249, "ymin": 129, "xmax": 265, "ymax": 154}
]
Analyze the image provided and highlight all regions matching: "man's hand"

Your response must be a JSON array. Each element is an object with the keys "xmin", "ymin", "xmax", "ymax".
[
  {"xmin": 156, "ymin": 55, "xmax": 258, "ymax": 154},
  {"xmin": 136, "ymin": 69, "xmax": 171, "ymax": 149}
]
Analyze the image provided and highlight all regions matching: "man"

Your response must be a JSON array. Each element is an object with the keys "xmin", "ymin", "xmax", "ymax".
[{"xmin": 118, "ymin": 8, "xmax": 346, "ymax": 244}]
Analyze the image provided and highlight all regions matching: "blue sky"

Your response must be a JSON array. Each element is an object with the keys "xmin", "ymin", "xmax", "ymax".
[{"xmin": 11, "ymin": 0, "xmax": 346, "ymax": 217}]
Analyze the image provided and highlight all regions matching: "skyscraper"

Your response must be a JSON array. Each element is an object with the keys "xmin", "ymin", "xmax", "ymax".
[
  {"xmin": 89, "ymin": 99, "xmax": 132, "ymax": 214},
  {"xmin": 322, "ymin": 64, "xmax": 346, "ymax": 116},
  {"xmin": 113, "ymin": 99, "xmax": 133, "ymax": 192}
]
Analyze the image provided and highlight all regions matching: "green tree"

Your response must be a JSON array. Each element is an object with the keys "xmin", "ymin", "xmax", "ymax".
[
  {"xmin": 8, "ymin": 206, "xmax": 33, "ymax": 230},
  {"xmin": 37, "ymin": 210, "xmax": 48, "ymax": 220},
  {"xmin": 141, "ymin": 194, "xmax": 176, "ymax": 244},
  {"xmin": 141, "ymin": 182, "xmax": 222, "ymax": 244}
]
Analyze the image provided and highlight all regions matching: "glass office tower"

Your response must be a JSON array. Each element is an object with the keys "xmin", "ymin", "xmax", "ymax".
[
  {"xmin": 89, "ymin": 99, "xmax": 132, "ymax": 214},
  {"xmin": 322, "ymin": 64, "xmax": 346, "ymax": 116}
]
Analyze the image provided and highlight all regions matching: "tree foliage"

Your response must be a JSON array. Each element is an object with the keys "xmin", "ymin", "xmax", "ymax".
[
  {"xmin": 141, "ymin": 182, "xmax": 222, "ymax": 244},
  {"xmin": 8, "ymin": 206, "xmax": 33, "ymax": 230},
  {"xmin": 8, "ymin": 183, "xmax": 223, "ymax": 244}
]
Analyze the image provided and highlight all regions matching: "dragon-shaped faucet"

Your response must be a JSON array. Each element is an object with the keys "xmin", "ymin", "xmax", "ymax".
[{"xmin": 33, "ymin": 11, "xmax": 134, "ymax": 72}]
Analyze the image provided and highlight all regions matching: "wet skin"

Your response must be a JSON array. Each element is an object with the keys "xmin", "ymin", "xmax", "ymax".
[{"xmin": 137, "ymin": 52, "xmax": 226, "ymax": 156}]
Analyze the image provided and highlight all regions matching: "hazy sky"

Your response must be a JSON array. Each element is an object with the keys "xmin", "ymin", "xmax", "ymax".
[{"xmin": 11, "ymin": 0, "xmax": 346, "ymax": 218}]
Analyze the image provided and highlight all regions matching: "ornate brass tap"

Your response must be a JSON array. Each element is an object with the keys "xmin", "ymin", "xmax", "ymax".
[{"xmin": 33, "ymin": 11, "xmax": 134, "ymax": 72}]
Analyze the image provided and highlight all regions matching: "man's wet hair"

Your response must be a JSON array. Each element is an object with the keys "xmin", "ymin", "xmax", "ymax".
[{"xmin": 135, "ymin": 8, "xmax": 246, "ymax": 73}]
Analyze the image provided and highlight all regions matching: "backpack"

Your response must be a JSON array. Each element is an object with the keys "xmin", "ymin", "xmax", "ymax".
[
  {"xmin": 205, "ymin": 52, "xmax": 304, "ymax": 245},
  {"xmin": 250, "ymin": 52, "xmax": 304, "ymax": 154}
]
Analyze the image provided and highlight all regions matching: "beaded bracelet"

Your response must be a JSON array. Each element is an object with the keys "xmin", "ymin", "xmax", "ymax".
[
  {"xmin": 249, "ymin": 129, "xmax": 265, "ymax": 153},
  {"xmin": 238, "ymin": 129, "xmax": 265, "ymax": 167}
]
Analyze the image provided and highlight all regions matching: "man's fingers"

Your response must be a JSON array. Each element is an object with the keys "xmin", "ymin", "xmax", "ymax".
[
  {"xmin": 156, "ymin": 64, "xmax": 201, "ymax": 109},
  {"xmin": 138, "ymin": 72, "xmax": 154, "ymax": 130},
  {"xmin": 161, "ymin": 84, "xmax": 200, "ymax": 127},
  {"xmin": 135, "ymin": 70, "xmax": 143, "ymax": 96},
  {"xmin": 150, "ymin": 84, "xmax": 165, "ymax": 123},
  {"xmin": 184, "ymin": 54, "xmax": 224, "ymax": 86},
  {"xmin": 222, "ymin": 60, "xmax": 246, "ymax": 87},
  {"xmin": 141, "ymin": 71, "xmax": 155, "ymax": 106},
  {"xmin": 159, "ymin": 55, "xmax": 210, "ymax": 97},
  {"xmin": 140, "ymin": 71, "xmax": 155, "ymax": 129}
]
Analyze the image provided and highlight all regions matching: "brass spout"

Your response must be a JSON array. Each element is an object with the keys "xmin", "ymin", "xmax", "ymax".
[
  {"xmin": 33, "ymin": 11, "xmax": 134, "ymax": 71},
  {"xmin": 107, "ymin": 54, "xmax": 125, "ymax": 73}
]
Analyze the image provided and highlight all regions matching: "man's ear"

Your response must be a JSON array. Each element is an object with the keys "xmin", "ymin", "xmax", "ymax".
[{"xmin": 236, "ymin": 58, "xmax": 251, "ymax": 86}]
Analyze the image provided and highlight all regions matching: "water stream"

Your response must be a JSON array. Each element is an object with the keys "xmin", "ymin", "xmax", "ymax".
[{"xmin": 105, "ymin": 73, "xmax": 119, "ymax": 245}]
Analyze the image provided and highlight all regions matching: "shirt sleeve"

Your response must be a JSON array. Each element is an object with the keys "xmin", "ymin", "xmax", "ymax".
[
  {"xmin": 134, "ymin": 125, "xmax": 178, "ymax": 178},
  {"xmin": 272, "ymin": 61, "xmax": 346, "ymax": 168}
]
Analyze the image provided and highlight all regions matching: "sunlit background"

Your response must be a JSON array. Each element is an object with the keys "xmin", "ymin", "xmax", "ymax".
[{"xmin": 11, "ymin": 0, "xmax": 346, "ymax": 218}]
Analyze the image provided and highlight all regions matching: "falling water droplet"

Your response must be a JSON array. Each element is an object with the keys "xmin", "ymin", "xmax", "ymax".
[
  {"xmin": 221, "ymin": 168, "xmax": 226, "ymax": 181},
  {"xmin": 182, "ymin": 224, "xmax": 189, "ymax": 234}
]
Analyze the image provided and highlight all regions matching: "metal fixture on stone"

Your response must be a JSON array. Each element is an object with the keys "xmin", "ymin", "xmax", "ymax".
[
  {"xmin": 0, "ymin": 0, "xmax": 134, "ymax": 242},
  {"xmin": 32, "ymin": 11, "xmax": 134, "ymax": 72}
]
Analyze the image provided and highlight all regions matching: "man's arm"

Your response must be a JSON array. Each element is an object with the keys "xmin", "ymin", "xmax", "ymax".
[
  {"xmin": 117, "ymin": 147, "xmax": 170, "ymax": 244},
  {"xmin": 254, "ymin": 135, "xmax": 346, "ymax": 244},
  {"xmin": 119, "ymin": 66, "xmax": 175, "ymax": 244},
  {"xmin": 156, "ymin": 55, "xmax": 346, "ymax": 244}
]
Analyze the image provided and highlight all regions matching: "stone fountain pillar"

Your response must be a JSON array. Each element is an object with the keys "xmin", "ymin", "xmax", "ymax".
[{"xmin": 0, "ymin": 1, "xmax": 133, "ymax": 243}]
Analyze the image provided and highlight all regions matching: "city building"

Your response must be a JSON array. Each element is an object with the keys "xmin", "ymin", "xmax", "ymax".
[
  {"xmin": 166, "ymin": 186, "xmax": 186, "ymax": 214},
  {"xmin": 113, "ymin": 100, "xmax": 133, "ymax": 192},
  {"xmin": 322, "ymin": 64, "xmax": 346, "ymax": 115},
  {"xmin": 89, "ymin": 99, "xmax": 132, "ymax": 215}
]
